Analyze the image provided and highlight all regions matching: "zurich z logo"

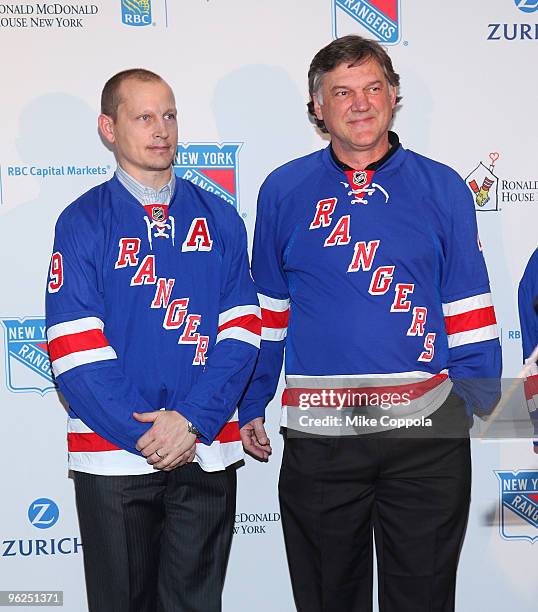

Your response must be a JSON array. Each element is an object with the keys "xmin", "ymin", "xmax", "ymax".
[
  {"xmin": 28, "ymin": 499, "xmax": 60, "ymax": 530},
  {"xmin": 1, "ymin": 318, "xmax": 56, "ymax": 395},
  {"xmin": 495, "ymin": 470, "xmax": 538, "ymax": 543},
  {"xmin": 514, "ymin": 0, "xmax": 538, "ymax": 13},
  {"xmin": 121, "ymin": 0, "xmax": 152, "ymax": 26},
  {"xmin": 332, "ymin": 0, "xmax": 401, "ymax": 44}
]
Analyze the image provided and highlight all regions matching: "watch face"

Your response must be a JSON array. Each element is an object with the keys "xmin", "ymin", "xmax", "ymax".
[{"xmin": 188, "ymin": 421, "xmax": 201, "ymax": 436}]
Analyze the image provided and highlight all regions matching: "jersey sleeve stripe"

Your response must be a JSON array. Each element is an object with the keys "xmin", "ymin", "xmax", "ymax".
[
  {"xmin": 262, "ymin": 327, "xmax": 287, "ymax": 341},
  {"xmin": 47, "ymin": 316, "xmax": 105, "ymax": 342},
  {"xmin": 217, "ymin": 314, "xmax": 262, "ymax": 336},
  {"xmin": 218, "ymin": 305, "xmax": 261, "ymax": 326},
  {"xmin": 48, "ymin": 329, "xmax": 110, "ymax": 361},
  {"xmin": 444, "ymin": 306, "xmax": 497, "ymax": 335},
  {"xmin": 261, "ymin": 308, "xmax": 290, "ymax": 329},
  {"xmin": 442, "ymin": 293, "xmax": 493, "ymax": 316},
  {"xmin": 51, "ymin": 346, "xmax": 118, "ymax": 377},
  {"xmin": 258, "ymin": 293, "xmax": 290, "ymax": 341},
  {"xmin": 257, "ymin": 293, "xmax": 290, "ymax": 312},
  {"xmin": 446, "ymin": 324, "xmax": 499, "ymax": 348},
  {"xmin": 216, "ymin": 327, "xmax": 261, "ymax": 348}
]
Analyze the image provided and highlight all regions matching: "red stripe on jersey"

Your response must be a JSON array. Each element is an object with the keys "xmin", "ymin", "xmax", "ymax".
[
  {"xmin": 282, "ymin": 373, "xmax": 449, "ymax": 407},
  {"xmin": 524, "ymin": 375, "xmax": 538, "ymax": 401},
  {"xmin": 48, "ymin": 329, "xmax": 109, "ymax": 361},
  {"xmin": 444, "ymin": 306, "xmax": 497, "ymax": 335},
  {"xmin": 210, "ymin": 421, "xmax": 241, "ymax": 444},
  {"xmin": 68, "ymin": 422, "xmax": 241, "ymax": 454},
  {"xmin": 261, "ymin": 308, "xmax": 290, "ymax": 329},
  {"xmin": 218, "ymin": 314, "xmax": 261, "ymax": 335},
  {"xmin": 68, "ymin": 432, "xmax": 120, "ymax": 452}
]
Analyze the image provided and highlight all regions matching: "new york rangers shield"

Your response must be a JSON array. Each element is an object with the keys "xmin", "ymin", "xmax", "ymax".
[
  {"xmin": 174, "ymin": 143, "xmax": 242, "ymax": 209},
  {"xmin": 495, "ymin": 470, "xmax": 538, "ymax": 543},
  {"xmin": 2, "ymin": 318, "xmax": 56, "ymax": 395},
  {"xmin": 332, "ymin": 0, "xmax": 401, "ymax": 44}
]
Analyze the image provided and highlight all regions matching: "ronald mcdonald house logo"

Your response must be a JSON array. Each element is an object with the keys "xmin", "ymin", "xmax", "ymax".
[
  {"xmin": 495, "ymin": 470, "xmax": 538, "ymax": 543},
  {"xmin": 465, "ymin": 152, "xmax": 538, "ymax": 212},
  {"xmin": 174, "ymin": 143, "xmax": 242, "ymax": 209},
  {"xmin": 332, "ymin": 0, "xmax": 401, "ymax": 44},
  {"xmin": 1, "ymin": 317, "xmax": 56, "ymax": 395}
]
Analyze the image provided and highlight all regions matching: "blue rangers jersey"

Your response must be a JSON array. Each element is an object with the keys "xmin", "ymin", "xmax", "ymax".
[
  {"xmin": 518, "ymin": 248, "xmax": 538, "ymax": 450},
  {"xmin": 239, "ymin": 138, "xmax": 501, "ymax": 432},
  {"xmin": 46, "ymin": 175, "xmax": 260, "ymax": 475}
]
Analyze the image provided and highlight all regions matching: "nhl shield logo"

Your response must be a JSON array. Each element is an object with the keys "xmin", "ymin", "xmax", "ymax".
[
  {"xmin": 353, "ymin": 170, "xmax": 368, "ymax": 187},
  {"xmin": 174, "ymin": 143, "xmax": 242, "ymax": 209},
  {"xmin": 121, "ymin": 0, "xmax": 152, "ymax": 27},
  {"xmin": 332, "ymin": 0, "xmax": 401, "ymax": 44},
  {"xmin": 465, "ymin": 152, "xmax": 500, "ymax": 212},
  {"xmin": 150, "ymin": 206, "xmax": 165, "ymax": 222},
  {"xmin": 495, "ymin": 470, "xmax": 538, "ymax": 543},
  {"xmin": 1, "ymin": 318, "xmax": 56, "ymax": 395}
]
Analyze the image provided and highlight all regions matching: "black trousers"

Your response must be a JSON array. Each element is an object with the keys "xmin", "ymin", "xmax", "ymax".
[
  {"xmin": 73, "ymin": 463, "xmax": 237, "ymax": 612},
  {"xmin": 279, "ymin": 395, "xmax": 471, "ymax": 612}
]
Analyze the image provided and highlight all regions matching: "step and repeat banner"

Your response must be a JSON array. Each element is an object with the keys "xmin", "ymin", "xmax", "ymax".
[{"xmin": 1, "ymin": 1, "xmax": 537, "ymax": 610}]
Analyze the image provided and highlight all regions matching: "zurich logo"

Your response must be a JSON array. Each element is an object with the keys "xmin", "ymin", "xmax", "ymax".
[
  {"xmin": 28, "ymin": 498, "xmax": 59, "ymax": 530},
  {"xmin": 514, "ymin": 0, "xmax": 538, "ymax": 13}
]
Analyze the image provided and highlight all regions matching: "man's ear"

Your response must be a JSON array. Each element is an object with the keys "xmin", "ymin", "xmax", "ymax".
[
  {"xmin": 389, "ymin": 85, "xmax": 397, "ymax": 109},
  {"xmin": 313, "ymin": 94, "xmax": 324, "ymax": 122},
  {"xmin": 98, "ymin": 114, "xmax": 115, "ymax": 145}
]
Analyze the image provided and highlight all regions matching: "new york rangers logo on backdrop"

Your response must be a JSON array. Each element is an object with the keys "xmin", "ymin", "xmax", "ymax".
[
  {"xmin": 332, "ymin": 0, "xmax": 401, "ymax": 44},
  {"xmin": 1, "ymin": 318, "xmax": 56, "ymax": 395},
  {"xmin": 174, "ymin": 143, "xmax": 242, "ymax": 209},
  {"xmin": 495, "ymin": 470, "xmax": 538, "ymax": 543}
]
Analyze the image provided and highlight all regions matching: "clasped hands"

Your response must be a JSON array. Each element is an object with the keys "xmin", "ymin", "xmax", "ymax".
[
  {"xmin": 134, "ymin": 411, "xmax": 273, "ymax": 471},
  {"xmin": 134, "ymin": 410, "xmax": 197, "ymax": 471}
]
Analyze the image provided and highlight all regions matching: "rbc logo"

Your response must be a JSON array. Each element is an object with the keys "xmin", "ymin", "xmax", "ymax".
[
  {"xmin": 28, "ymin": 499, "xmax": 59, "ymax": 530},
  {"xmin": 514, "ymin": 0, "xmax": 538, "ymax": 13},
  {"xmin": 121, "ymin": 0, "xmax": 152, "ymax": 26}
]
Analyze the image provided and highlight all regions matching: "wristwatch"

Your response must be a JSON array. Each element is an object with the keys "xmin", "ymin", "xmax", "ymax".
[{"xmin": 187, "ymin": 420, "xmax": 202, "ymax": 437}]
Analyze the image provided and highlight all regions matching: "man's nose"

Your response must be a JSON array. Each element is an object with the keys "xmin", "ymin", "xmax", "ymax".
[
  {"xmin": 350, "ymin": 91, "xmax": 370, "ymax": 112},
  {"xmin": 154, "ymin": 117, "xmax": 169, "ymax": 139}
]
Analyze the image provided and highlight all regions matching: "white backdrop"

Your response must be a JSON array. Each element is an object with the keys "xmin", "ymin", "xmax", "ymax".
[{"xmin": 1, "ymin": 1, "xmax": 537, "ymax": 610}]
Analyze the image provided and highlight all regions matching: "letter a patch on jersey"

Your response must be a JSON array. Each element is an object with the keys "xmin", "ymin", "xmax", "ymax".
[{"xmin": 182, "ymin": 218, "xmax": 213, "ymax": 252}]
